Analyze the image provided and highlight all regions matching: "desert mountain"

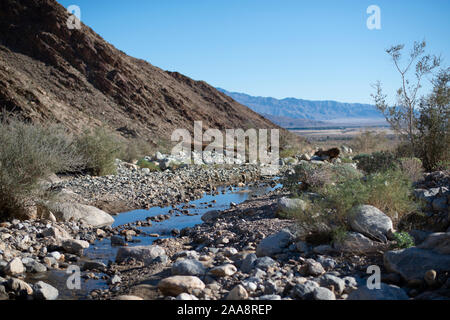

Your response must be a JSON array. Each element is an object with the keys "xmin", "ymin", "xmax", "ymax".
[
  {"xmin": 218, "ymin": 88, "xmax": 384, "ymax": 122},
  {"xmin": 0, "ymin": 0, "xmax": 279, "ymax": 146}
]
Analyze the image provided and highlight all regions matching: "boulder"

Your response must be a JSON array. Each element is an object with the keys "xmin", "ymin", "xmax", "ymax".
[
  {"xmin": 277, "ymin": 197, "xmax": 307, "ymax": 213},
  {"xmin": 240, "ymin": 253, "xmax": 257, "ymax": 273},
  {"xmin": 172, "ymin": 259, "xmax": 206, "ymax": 276},
  {"xmin": 115, "ymin": 245, "xmax": 166, "ymax": 264},
  {"xmin": 61, "ymin": 239, "xmax": 89, "ymax": 255},
  {"xmin": 313, "ymin": 287, "xmax": 336, "ymax": 300},
  {"xmin": 176, "ymin": 293, "xmax": 199, "ymax": 300},
  {"xmin": 348, "ymin": 283, "xmax": 409, "ymax": 300},
  {"xmin": 256, "ymin": 229, "xmax": 295, "ymax": 257},
  {"xmin": 41, "ymin": 226, "xmax": 71, "ymax": 240},
  {"xmin": 42, "ymin": 202, "xmax": 114, "ymax": 227},
  {"xmin": 333, "ymin": 232, "xmax": 383, "ymax": 254},
  {"xmin": 305, "ymin": 259, "xmax": 325, "ymax": 276},
  {"xmin": 157, "ymin": 276, "xmax": 205, "ymax": 296},
  {"xmin": 384, "ymin": 247, "xmax": 450, "ymax": 281},
  {"xmin": 253, "ymin": 256, "xmax": 277, "ymax": 271},
  {"xmin": 33, "ymin": 281, "xmax": 59, "ymax": 300},
  {"xmin": 417, "ymin": 232, "xmax": 450, "ymax": 255},
  {"xmin": 6, "ymin": 278, "xmax": 33, "ymax": 295},
  {"xmin": 4, "ymin": 258, "xmax": 25, "ymax": 276},
  {"xmin": 226, "ymin": 285, "xmax": 248, "ymax": 300},
  {"xmin": 210, "ymin": 264, "xmax": 237, "ymax": 277},
  {"xmin": 350, "ymin": 205, "xmax": 393, "ymax": 242},
  {"xmin": 318, "ymin": 274, "xmax": 346, "ymax": 295},
  {"xmin": 291, "ymin": 280, "xmax": 319, "ymax": 300},
  {"xmin": 201, "ymin": 210, "xmax": 220, "ymax": 223}
]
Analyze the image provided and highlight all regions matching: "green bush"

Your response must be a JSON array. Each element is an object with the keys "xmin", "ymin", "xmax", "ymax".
[
  {"xmin": 136, "ymin": 159, "xmax": 161, "ymax": 172},
  {"xmin": 280, "ymin": 148, "xmax": 298, "ymax": 159},
  {"xmin": 285, "ymin": 170, "xmax": 417, "ymax": 235},
  {"xmin": 392, "ymin": 232, "xmax": 415, "ymax": 249},
  {"xmin": 354, "ymin": 151, "xmax": 399, "ymax": 174},
  {"xmin": 75, "ymin": 127, "xmax": 121, "ymax": 176},
  {"xmin": 0, "ymin": 118, "xmax": 83, "ymax": 219},
  {"xmin": 415, "ymin": 69, "xmax": 450, "ymax": 171},
  {"xmin": 282, "ymin": 162, "xmax": 362, "ymax": 195}
]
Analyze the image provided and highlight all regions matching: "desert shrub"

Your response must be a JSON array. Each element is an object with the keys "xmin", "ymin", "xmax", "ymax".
[
  {"xmin": 435, "ymin": 159, "xmax": 450, "ymax": 171},
  {"xmin": 0, "ymin": 118, "xmax": 83, "ymax": 219},
  {"xmin": 399, "ymin": 157, "xmax": 424, "ymax": 182},
  {"xmin": 286, "ymin": 170, "xmax": 417, "ymax": 234},
  {"xmin": 392, "ymin": 232, "xmax": 415, "ymax": 249},
  {"xmin": 280, "ymin": 148, "xmax": 298, "ymax": 159},
  {"xmin": 363, "ymin": 170, "xmax": 417, "ymax": 222},
  {"xmin": 353, "ymin": 151, "xmax": 399, "ymax": 174},
  {"xmin": 282, "ymin": 162, "xmax": 333, "ymax": 194},
  {"xmin": 340, "ymin": 157, "xmax": 354, "ymax": 164},
  {"xmin": 283, "ymin": 162, "xmax": 362, "ymax": 196},
  {"xmin": 330, "ymin": 163, "xmax": 363, "ymax": 182},
  {"xmin": 120, "ymin": 138, "xmax": 154, "ymax": 163},
  {"xmin": 136, "ymin": 159, "xmax": 161, "ymax": 172},
  {"xmin": 75, "ymin": 127, "xmax": 121, "ymax": 176}
]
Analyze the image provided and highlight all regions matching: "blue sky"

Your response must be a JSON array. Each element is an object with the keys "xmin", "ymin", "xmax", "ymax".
[{"xmin": 57, "ymin": 0, "xmax": 449, "ymax": 104}]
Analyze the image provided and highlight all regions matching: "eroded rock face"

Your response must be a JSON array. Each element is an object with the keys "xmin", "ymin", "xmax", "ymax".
[
  {"xmin": 384, "ymin": 247, "xmax": 450, "ymax": 281},
  {"xmin": 0, "ymin": 0, "xmax": 278, "ymax": 144},
  {"xmin": 349, "ymin": 205, "xmax": 393, "ymax": 242}
]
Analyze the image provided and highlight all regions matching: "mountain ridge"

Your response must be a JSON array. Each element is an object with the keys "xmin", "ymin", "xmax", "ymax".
[{"xmin": 217, "ymin": 88, "xmax": 384, "ymax": 122}]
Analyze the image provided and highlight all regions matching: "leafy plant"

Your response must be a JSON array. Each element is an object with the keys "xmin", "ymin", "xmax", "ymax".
[
  {"xmin": 0, "ymin": 117, "xmax": 83, "ymax": 219},
  {"xmin": 354, "ymin": 151, "xmax": 399, "ymax": 174},
  {"xmin": 392, "ymin": 232, "xmax": 415, "ymax": 249},
  {"xmin": 136, "ymin": 159, "xmax": 161, "ymax": 172},
  {"xmin": 75, "ymin": 127, "xmax": 121, "ymax": 176}
]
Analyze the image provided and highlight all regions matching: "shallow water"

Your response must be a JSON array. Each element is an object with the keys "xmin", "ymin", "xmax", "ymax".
[{"xmin": 27, "ymin": 181, "xmax": 281, "ymax": 300}]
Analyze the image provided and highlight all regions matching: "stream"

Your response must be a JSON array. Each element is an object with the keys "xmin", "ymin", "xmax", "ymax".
[{"xmin": 25, "ymin": 180, "xmax": 282, "ymax": 300}]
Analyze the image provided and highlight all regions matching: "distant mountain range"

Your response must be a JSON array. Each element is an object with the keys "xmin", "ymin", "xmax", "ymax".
[{"xmin": 217, "ymin": 88, "xmax": 385, "ymax": 124}]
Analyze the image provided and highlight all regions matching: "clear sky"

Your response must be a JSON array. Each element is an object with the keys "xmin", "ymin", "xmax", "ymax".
[{"xmin": 57, "ymin": 0, "xmax": 450, "ymax": 104}]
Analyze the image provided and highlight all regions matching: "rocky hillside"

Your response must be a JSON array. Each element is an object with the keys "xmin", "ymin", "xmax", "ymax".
[{"xmin": 0, "ymin": 0, "xmax": 278, "ymax": 145}]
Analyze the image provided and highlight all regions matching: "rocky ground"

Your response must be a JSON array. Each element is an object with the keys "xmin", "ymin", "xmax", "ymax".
[
  {"xmin": 0, "ymin": 154, "xmax": 449, "ymax": 301},
  {"xmin": 50, "ymin": 159, "xmax": 265, "ymax": 214}
]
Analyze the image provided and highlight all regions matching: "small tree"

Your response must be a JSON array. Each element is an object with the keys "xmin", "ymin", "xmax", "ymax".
[
  {"xmin": 372, "ymin": 41, "xmax": 441, "ymax": 152},
  {"xmin": 415, "ymin": 68, "xmax": 450, "ymax": 171}
]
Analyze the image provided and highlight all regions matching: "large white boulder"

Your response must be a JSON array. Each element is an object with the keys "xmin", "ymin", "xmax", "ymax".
[
  {"xmin": 350, "ymin": 205, "xmax": 393, "ymax": 242},
  {"xmin": 42, "ymin": 202, "xmax": 114, "ymax": 228}
]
